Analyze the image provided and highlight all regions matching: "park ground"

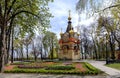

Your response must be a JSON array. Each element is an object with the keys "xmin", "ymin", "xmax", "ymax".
[{"xmin": 0, "ymin": 60, "xmax": 120, "ymax": 78}]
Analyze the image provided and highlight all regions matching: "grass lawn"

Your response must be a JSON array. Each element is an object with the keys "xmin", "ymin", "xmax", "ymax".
[
  {"xmin": 105, "ymin": 63, "xmax": 120, "ymax": 70},
  {"xmin": 4, "ymin": 61, "xmax": 103, "ymax": 75}
]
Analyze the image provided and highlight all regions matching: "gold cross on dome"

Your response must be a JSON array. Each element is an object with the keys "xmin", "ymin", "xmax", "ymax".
[{"xmin": 68, "ymin": 10, "xmax": 71, "ymax": 17}]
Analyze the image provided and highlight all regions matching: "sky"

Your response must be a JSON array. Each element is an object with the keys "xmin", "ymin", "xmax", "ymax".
[{"xmin": 48, "ymin": 0, "xmax": 94, "ymax": 39}]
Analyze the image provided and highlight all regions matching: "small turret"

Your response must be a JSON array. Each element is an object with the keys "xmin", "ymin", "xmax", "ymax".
[
  {"xmin": 77, "ymin": 33, "xmax": 80, "ymax": 36},
  {"xmin": 60, "ymin": 28, "xmax": 63, "ymax": 36}
]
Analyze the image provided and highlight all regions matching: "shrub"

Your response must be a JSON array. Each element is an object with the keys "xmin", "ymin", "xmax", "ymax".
[
  {"xmin": 18, "ymin": 65, "xmax": 45, "ymax": 69},
  {"xmin": 10, "ymin": 62, "xmax": 30, "ymax": 65},
  {"xmin": 4, "ymin": 62, "xmax": 103, "ymax": 75},
  {"xmin": 84, "ymin": 62, "xmax": 103, "ymax": 74},
  {"xmin": 45, "ymin": 65, "xmax": 75, "ymax": 70},
  {"xmin": 84, "ymin": 62, "xmax": 98, "ymax": 71}
]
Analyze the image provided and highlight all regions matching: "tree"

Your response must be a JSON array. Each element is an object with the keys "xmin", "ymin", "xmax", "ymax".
[
  {"xmin": 97, "ymin": 16, "xmax": 116, "ymax": 60},
  {"xmin": 23, "ymin": 34, "xmax": 33, "ymax": 60},
  {"xmin": 76, "ymin": 0, "xmax": 115, "ymax": 16},
  {"xmin": 43, "ymin": 31, "xmax": 59, "ymax": 59},
  {"xmin": 31, "ymin": 41, "xmax": 41, "ymax": 61},
  {"xmin": 48, "ymin": 48, "xmax": 58, "ymax": 59},
  {"xmin": 76, "ymin": 0, "xmax": 120, "ymax": 61},
  {"xmin": 110, "ymin": 0, "xmax": 120, "ymax": 50},
  {"xmin": 13, "ymin": 38, "xmax": 21, "ymax": 61},
  {"xmin": 89, "ymin": 23, "xmax": 98, "ymax": 59},
  {"xmin": 0, "ymin": 0, "xmax": 53, "ymax": 72},
  {"xmin": 35, "ymin": 35, "xmax": 44, "ymax": 60}
]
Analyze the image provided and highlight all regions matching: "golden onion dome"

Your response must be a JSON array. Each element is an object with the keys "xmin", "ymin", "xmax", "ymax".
[
  {"xmin": 69, "ymin": 29, "xmax": 74, "ymax": 34},
  {"xmin": 60, "ymin": 32, "xmax": 63, "ymax": 36},
  {"xmin": 68, "ymin": 17, "xmax": 71, "ymax": 20},
  {"xmin": 77, "ymin": 33, "xmax": 80, "ymax": 36},
  {"xmin": 60, "ymin": 28, "xmax": 63, "ymax": 36}
]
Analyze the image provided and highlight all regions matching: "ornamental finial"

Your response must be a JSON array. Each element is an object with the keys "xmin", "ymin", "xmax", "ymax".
[
  {"xmin": 69, "ymin": 10, "xmax": 71, "ymax": 17},
  {"xmin": 61, "ymin": 28, "xmax": 62, "ymax": 32},
  {"xmin": 60, "ymin": 28, "xmax": 63, "ymax": 36},
  {"xmin": 68, "ymin": 10, "xmax": 71, "ymax": 20}
]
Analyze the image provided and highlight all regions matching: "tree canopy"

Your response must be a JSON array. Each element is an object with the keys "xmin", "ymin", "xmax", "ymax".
[{"xmin": 0, "ymin": 0, "xmax": 53, "ymax": 72}]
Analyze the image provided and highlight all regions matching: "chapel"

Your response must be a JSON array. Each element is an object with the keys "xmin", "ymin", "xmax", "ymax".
[{"xmin": 58, "ymin": 10, "xmax": 80, "ymax": 60}]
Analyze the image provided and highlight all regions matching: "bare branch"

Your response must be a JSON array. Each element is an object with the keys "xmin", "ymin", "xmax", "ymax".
[{"xmin": 95, "ymin": 4, "xmax": 120, "ymax": 13}]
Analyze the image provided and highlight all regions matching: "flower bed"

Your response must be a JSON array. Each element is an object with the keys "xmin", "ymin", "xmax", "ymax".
[
  {"xmin": 17, "ymin": 62, "xmax": 56, "ymax": 69},
  {"xmin": 4, "ymin": 65, "xmax": 16, "ymax": 70},
  {"xmin": 63, "ymin": 62, "xmax": 72, "ymax": 65},
  {"xmin": 4, "ymin": 62, "xmax": 103, "ymax": 75},
  {"xmin": 75, "ymin": 64, "xmax": 86, "ymax": 72}
]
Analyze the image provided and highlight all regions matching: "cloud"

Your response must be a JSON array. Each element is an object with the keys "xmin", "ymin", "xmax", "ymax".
[
  {"xmin": 49, "ymin": 0, "xmax": 94, "ymax": 39},
  {"xmin": 49, "ymin": 0, "xmax": 78, "ymax": 38},
  {"xmin": 79, "ymin": 17, "xmax": 94, "ymax": 26}
]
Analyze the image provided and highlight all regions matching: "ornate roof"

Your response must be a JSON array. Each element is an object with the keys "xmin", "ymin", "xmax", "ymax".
[
  {"xmin": 59, "ymin": 10, "xmax": 80, "ymax": 44},
  {"xmin": 66, "ymin": 10, "xmax": 73, "ymax": 33}
]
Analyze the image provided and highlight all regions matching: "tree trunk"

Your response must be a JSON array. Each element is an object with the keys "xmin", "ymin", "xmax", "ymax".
[
  {"xmin": 7, "ymin": 17, "xmax": 14, "ymax": 64},
  {"xmin": 26, "ymin": 45, "xmax": 29, "ymax": 60},
  {"xmin": 102, "ymin": 43, "xmax": 105, "ymax": 59},
  {"xmin": 51, "ymin": 38, "xmax": 54, "ymax": 60},
  {"xmin": 109, "ymin": 34, "xmax": 115, "ymax": 60},
  {"xmin": 4, "ymin": 32, "xmax": 8, "ymax": 65},
  {"xmin": 11, "ymin": 28, "xmax": 14, "ymax": 63},
  {"xmin": 118, "ymin": 43, "xmax": 120, "ymax": 50},
  {"xmin": 45, "ymin": 50, "xmax": 47, "ymax": 59},
  {"xmin": 110, "ymin": 41, "xmax": 115, "ymax": 60},
  {"xmin": 41, "ymin": 44, "xmax": 43, "ymax": 60},
  {"xmin": 32, "ymin": 42, "xmax": 37, "ymax": 61},
  {"xmin": 34, "ymin": 50, "xmax": 37, "ymax": 61},
  {"xmin": 80, "ymin": 43, "xmax": 83, "ymax": 59},
  {"xmin": 21, "ymin": 46, "xmax": 23, "ymax": 61},
  {"xmin": 0, "ymin": 11, "xmax": 7, "ymax": 72},
  {"xmin": 4, "ymin": 35, "xmax": 8, "ymax": 65},
  {"xmin": 84, "ymin": 45, "xmax": 87, "ymax": 59},
  {"xmin": 91, "ymin": 35, "xmax": 97, "ymax": 60},
  {"xmin": 6, "ymin": 31, "xmax": 11, "ymax": 64},
  {"xmin": 113, "ymin": 31, "xmax": 120, "ymax": 50},
  {"xmin": 0, "ymin": 28, "xmax": 6, "ymax": 72}
]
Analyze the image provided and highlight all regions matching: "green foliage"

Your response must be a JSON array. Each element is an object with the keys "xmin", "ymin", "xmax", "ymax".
[
  {"xmin": 4, "ymin": 68, "xmax": 102, "ymax": 75},
  {"xmin": 48, "ymin": 48, "xmax": 58, "ymax": 59},
  {"xmin": 4, "ymin": 62, "xmax": 103, "ymax": 75},
  {"xmin": 43, "ymin": 31, "xmax": 59, "ymax": 59},
  {"xmin": 84, "ymin": 62, "xmax": 102, "ymax": 73},
  {"xmin": 76, "ymin": 0, "xmax": 106, "ymax": 15},
  {"xmin": 1, "ymin": 0, "xmax": 53, "ymax": 34},
  {"xmin": 18, "ymin": 65, "xmax": 45, "ymax": 69},
  {"xmin": 45, "ymin": 65, "xmax": 75, "ymax": 70},
  {"xmin": 110, "ymin": 1, "xmax": 120, "ymax": 49},
  {"xmin": 10, "ymin": 62, "xmax": 30, "ymax": 65},
  {"xmin": 15, "ymin": 0, "xmax": 52, "ymax": 37}
]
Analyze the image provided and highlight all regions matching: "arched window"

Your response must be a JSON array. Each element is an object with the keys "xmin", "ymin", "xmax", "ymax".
[
  {"xmin": 74, "ymin": 46, "xmax": 78, "ymax": 55},
  {"xmin": 63, "ymin": 45, "xmax": 69, "ymax": 54}
]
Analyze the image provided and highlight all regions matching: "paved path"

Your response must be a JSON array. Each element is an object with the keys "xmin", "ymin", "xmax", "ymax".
[
  {"xmin": 0, "ymin": 73, "xmax": 110, "ymax": 78},
  {"xmin": 87, "ymin": 60, "xmax": 120, "ymax": 77}
]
